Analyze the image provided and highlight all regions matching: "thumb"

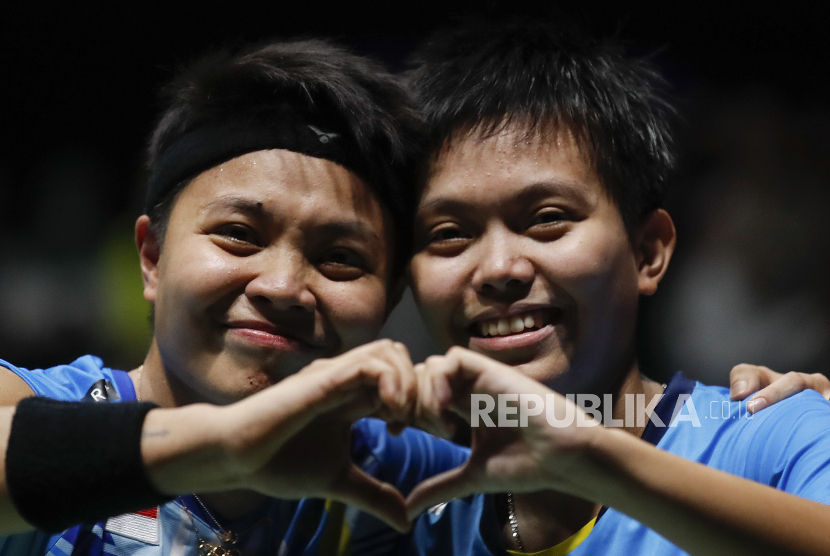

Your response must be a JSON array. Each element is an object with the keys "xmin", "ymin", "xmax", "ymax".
[
  {"xmin": 405, "ymin": 464, "xmax": 475, "ymax": 521},
  {"xmin": 729, "ymin": 364, "xmax": 768, "ymax": 400},
  {"xmin": 329, "ymin": 464, "xmax": 410, "ymax": 533}
]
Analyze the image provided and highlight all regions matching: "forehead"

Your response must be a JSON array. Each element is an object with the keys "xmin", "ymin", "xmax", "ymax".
[
  {"xmin": 422, "ymin": 126, "xmax": 605, "ymax": 207},
  {"xmin": 174, "ymin": 149, "xmax": 385, "ymax": 224}
]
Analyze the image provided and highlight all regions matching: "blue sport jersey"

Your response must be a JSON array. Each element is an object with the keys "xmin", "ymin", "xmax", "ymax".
[
  {"xmin": 411, "ymin": 372, "xmax": 830, "ymax": 555},
  {"xmin": 0, "ymin": 356, "xmax": 469, "ymax": 556}
]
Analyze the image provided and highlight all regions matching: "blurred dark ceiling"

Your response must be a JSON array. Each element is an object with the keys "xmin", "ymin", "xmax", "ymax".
[
  {"xmin": 0, "ymin": 0, "xmax": 827, "ymax": 221},
  {"xmin": 1, "ymin": 0, "xmax": 828, "ymax": 374}
]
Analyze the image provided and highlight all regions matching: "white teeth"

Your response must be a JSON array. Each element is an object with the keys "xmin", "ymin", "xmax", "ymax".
[
  {"xmin": 478, "ymin": 312, "xmax": 544, "ymax": 337},
  {"xmin": 510, "ymin": 317, "xmax": 524, "ymax": 333}
]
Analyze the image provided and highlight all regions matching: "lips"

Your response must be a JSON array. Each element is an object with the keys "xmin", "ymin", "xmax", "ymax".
[
  {"xmin": 470, "ymin": 308, "xmax": 561, "ymax": 338},
  {"xmin": 223, "ymin": 318, "xmax": 320, "ymax": 350},
  {"xmin": 475, "ymin": 309, "xmax": 546, "ymax": 337},
  {"xmin": 466, "ymin": 307, "xmax": 562, "ymax": 353}
]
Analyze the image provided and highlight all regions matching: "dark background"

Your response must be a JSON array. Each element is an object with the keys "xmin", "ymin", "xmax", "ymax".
[{"xmin": 1, "ymin": 1, "xmax": 828, "ymax": 385}]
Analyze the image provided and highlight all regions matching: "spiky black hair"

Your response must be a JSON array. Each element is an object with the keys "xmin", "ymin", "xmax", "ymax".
[
  {"xmin": 145, "ymin": 38, "xmax": 424, "ymax": 279},
  {"xmin": 406, "ymin": 18, "xmax": 676, "ymax": 231}
]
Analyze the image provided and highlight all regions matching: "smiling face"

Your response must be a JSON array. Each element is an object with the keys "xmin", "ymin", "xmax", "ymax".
[
  {"xmin": 140, "ymin": 149, "xmax": 391, "ymax": 405},
  {"xmin": 410, "ymin": 127, "xmax": 649, "ymax": 393}
]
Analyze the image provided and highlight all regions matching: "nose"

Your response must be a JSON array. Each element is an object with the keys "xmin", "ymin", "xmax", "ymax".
[
  {"xmin": 244, "ymin": 250, "xmax": 317, "ymax": 313},
  {"xmin": 471, "ymin": 232, "xmax": 534, "ymax": 297}
]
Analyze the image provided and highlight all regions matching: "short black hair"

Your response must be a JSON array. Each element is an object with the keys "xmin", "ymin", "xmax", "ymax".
[
  {"xmin": 406, "ymin": 18, "xmax": 676, "ymax": 231},
  {"xmin": 145, "ymin": 38, "xmax": 424, "ymax": 280}
]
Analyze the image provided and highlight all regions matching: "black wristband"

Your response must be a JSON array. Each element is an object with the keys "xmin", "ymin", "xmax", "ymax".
[{"xmin": 6, "ymin": 397, "xmax": 174, "ymax": 532}]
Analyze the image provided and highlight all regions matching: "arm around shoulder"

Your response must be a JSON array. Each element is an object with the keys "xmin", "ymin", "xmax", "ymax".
[{"xmin": 572, "ymin": 410, "xmax": 830, "ymax": 556}]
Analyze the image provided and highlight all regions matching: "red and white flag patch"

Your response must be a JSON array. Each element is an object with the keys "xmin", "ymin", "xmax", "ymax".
[{"xmin": 105, "ymin": 507, "xmax": 160, "ymax": 545}]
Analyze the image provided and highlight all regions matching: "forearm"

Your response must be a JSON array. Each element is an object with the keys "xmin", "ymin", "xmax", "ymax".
[
  {"xmin": 140, "ymin": 403, "xmax": 243, "ymax": 495},
  {"xmin": 582, "ymin": 428, "xmax": 830, "ymax": 556},
  {"xmin": 0, "ymin": 401, "xmax": 232, "ymax": 536}
]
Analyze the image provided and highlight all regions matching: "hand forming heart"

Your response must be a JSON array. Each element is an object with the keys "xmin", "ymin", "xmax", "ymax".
[
  {"xmin": 182, "ymin": 342, "xmax": 603, "ymax": 534},
  {"xmin": 405, "ymin": 347, "xmax": 604, "ymax": 521}
]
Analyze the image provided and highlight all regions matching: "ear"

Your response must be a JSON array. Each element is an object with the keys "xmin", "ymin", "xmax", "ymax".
[
  {"xmin": 135, "ymin": 215, "xmax": 161, "ymax": 303},
  {"xmin": 634, "ymin": 209, "xmax": 676, "ymax": 296}
]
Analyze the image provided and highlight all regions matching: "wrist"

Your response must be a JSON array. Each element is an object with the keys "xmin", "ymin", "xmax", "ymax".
[
  {"xmin": 7, "ymin": 398, "xmax": 173, "ymax": 532},
  {"xmin": 143, "ymin": 403, "xmax": 243, "ymax": 495},
  {"xmin": 576, "ymin": 426, "xmax": 647, "ymax": 506}
]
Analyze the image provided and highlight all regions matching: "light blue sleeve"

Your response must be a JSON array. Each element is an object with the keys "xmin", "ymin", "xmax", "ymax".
[
  {"xmin": 743, "ymin": 390, "xmax": 830, "ymax": 504},
  {"xmin": 0, "ymin": 356, "xmax": 114, "ymax": 401},
  {"xmin": 351, "ymin": 418, "xmax": 470, "ymax": 497}
]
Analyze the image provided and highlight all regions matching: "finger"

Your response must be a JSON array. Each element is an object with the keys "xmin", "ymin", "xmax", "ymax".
[
  {"xmin": 362, "ymin": 340, "xmax": 413, "ymax": 424},
  {"xmin": 817, "ymin": 374, "xmax": 830, "ymax": 401},
  {"xmin": 798, "ymin": 372, "xmax": 830, "ymax": 402},
  {"xmin": 387, "ymin": 341, "xmax": 417, "ymax": 417},
  {"xmin": 412, "ymin": 357, "xmax": 455, "ymax": 439},
  {"xmin": 747, "ymin": 372, "xmax": 829, "ymax": 414},
  {"xmin": 412, "ymin": 361, "xmax": 437, "ymax": 432},
  {"xmin": 729, "ymin": 364, "xmax": 780, "ymax": 400},
  {"xmin": 329, "ymin": 463, "xmax": 410, "ymax": 533},
  {"xmin": 444, "ymin": 347, "xmax": 544, "ymax": 406},
  {"xmin": 312, "ymin": 357, "xmax": 416, "ymax": 425},
  {"xmin": 405, "ymin": 465, "xmax": 475, "ymax": 521},
  {"xmin": 430, "ymin": 366, "xmax": 458, "ymax": 437}
]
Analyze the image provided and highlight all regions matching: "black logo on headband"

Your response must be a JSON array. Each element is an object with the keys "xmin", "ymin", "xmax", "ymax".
[{"xmin": 307, "ymin": 125, "xmax": 340, "ymax": 144}]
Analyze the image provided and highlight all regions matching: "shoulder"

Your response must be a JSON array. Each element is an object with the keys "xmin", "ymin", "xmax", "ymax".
[
  {"xmin": 672, "ymin": 380, "xmax": 830, "ymax": 446},
  {"xmin": 0, "ymin": 355, "xmax": 125, "ymax": 401},
  {"xmin": 668, "ymin": 380, "xmax": 830, "ymax": 496}
]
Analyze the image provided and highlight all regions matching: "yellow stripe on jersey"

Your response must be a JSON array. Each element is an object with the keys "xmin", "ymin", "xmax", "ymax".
[
  {"xmin": 506, "ymin": 517, "xmax": 597, "ymax": 556},
  {"xmin": 318, "ymin": 499, "xmax": 351, "ymax": 556}
]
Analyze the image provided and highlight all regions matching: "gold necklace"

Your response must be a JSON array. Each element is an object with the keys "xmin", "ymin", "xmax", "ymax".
[
  {"xmin": 506, "ymin": 383, "xmax": 667, "ymax": 553},
  {"xmin": 178, "ymin": 496, "xmax": 241, "ymax": 556},
  {"xmin": 138, "ymin": 367, "xmax": 241, "ymax": 555}
]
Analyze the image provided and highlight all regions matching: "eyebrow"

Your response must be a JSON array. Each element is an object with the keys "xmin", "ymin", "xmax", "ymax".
[
  {"xmin": 418, "ymin": 180, "xmax": 587, "ymax": 213},
  {"xmin": 203, "ymin": 195, "xmax": 268, "ymax": 217},
  {"xmin": 203, "ymin": 195, "xmax": 383, "ymax": 246}
]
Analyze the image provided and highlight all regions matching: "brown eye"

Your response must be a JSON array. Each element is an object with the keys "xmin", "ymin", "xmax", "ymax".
[
  {"xmin": 430, "ymin": 226, "xmax": 467, "ymax": 243},
  {"xmin": 529, "ymin": 209, "xmax": 567, "ymax": 227},
  {"xmin": 422, "ymin": 223, "xmax": 471, "ymax": 256},
  {"xmin": 318, "ymin": 248, "xmax": 367, "ymax": 281},
  {"xmin": 211, "ymin": 224, "xmax": 262, "ymax": 254}
]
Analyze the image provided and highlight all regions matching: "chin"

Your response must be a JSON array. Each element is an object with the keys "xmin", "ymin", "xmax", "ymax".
[{"xmin": 511, "ymin": 357, "xmax": 572, "ymax": 387}]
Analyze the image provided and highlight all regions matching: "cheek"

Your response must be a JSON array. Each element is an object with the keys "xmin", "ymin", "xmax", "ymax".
[
  {"xmin": 409, "ymin": 255, "xmax": 466, "ymax": 342},
  {"xmin": 156, "ymin": 240, "xmax": 243, "ymax": 321},
  {"xmin": 547, "ymin": 229, "xmax": 637, "ymax": 292},
  {"xmin": 322, "ymin": 279, "xmax": 388, "ymax": 347},
  {"xmin": 542, "ymin": 233, "xmax": 640, "ymax": 333}
]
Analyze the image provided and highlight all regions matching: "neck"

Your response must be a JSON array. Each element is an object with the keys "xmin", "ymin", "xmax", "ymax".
[
  {"xmin": 605, "ymin": 360, "xmax": 666, "ymax": 438},
  {"xmin": 133, "ymin": 340, "xmax": 217, "ymax": 408},
  {"xmin": 132, "ymin": 342, "xmax": 271, "ymax": 521},
  {"xmin": 505, "ymin": 359, "xmax": 664, "ymax": 552}
]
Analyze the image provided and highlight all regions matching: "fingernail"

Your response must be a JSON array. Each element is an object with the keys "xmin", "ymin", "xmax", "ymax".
[
  {"xmin": 730, "ymin": 380, "xmax": 748, "ymax": 398},
  {"xmin": 746, "ymin": 397, "xmax": 767, "ymax": 414}
]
